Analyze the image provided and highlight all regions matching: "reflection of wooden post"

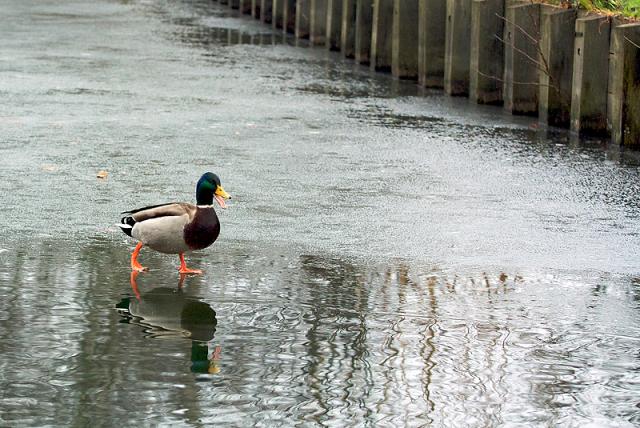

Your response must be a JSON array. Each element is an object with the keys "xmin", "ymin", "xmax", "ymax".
[
  {"xmin": 230, "ymin": 0, "xmax": 240, "ymax": 9},
  {"xmin": 371, "ymin": 0, "xmax": 394, "ymax": 71},
  {"xmin": 296, "ymin": 0, "xmax": 311, "ymax": 39},
  {"xmin": 283, "ymin": 0, "xmax": 296, "ymax": 33},
  {"xmin": 261, "ymin": 0, "xmax": 273, "ymax": 23},
  {"xmin": 503, "ymin": 3, "xmax": 540, "ymax": 115},
  {"xmin": 608, "ymin": 23, "xmax": 640, "ymax": 147},
  {"xmin": 310, "ymin": 0, "xmax": 328, "ymax": 45},
  {"xmin": 326, "ymin": 0, "xmax": 343, "ymax": 50},
  {"xmin": 444, "ymin": 0, "xmax": 472, "ymax": 96},
  {"xmin": 570, "ymin": 16, "xmax": 611, "ymax": 136},
  {"xmin": 355, "ymin": 0, "xmax": 373, "ymax": 64},
  {"xmin": 272, "ymin": 0, "xmax": 284, "ymax": 29},
  {"xmin": 341, "ymin": 0, "xmax": 357, "ymax": 58},
  {"xmin": 240, "ymin": 0, "xmax": 252, "ymax": 14},
  {"xmin": 469, "ymin": 0, "xmax": 504, "ymax": 104},
  {"xmin": 252, "ymin": 0, "xmax": 261, "ymax": 19},
  {"xmin": 392, "ymin": 0, "xmax": 419, "ymax": 79},
  {"xmin": 539, "ymin": 8, "xmax": 576, "ymax": 127},
  {"xmin": 418, "ymin": 0, "xmax": 446, "ymax": 88}
]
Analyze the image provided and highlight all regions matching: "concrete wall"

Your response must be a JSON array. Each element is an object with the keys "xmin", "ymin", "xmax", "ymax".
[{"xmin": 219, "ymin": 0, "xmax": 640, "ymax": 147}]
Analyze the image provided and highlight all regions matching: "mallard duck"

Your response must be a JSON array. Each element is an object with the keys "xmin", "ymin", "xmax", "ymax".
[{"xmin": 119, "ymin": 172, "xmax": 231, "ymax": 274}]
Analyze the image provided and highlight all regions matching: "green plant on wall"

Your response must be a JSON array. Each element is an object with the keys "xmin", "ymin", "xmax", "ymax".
[
  {"xmin": 623, "ymin": 0, "xmax": 640, "ymax": 17},
  {"xmin": 577, "ymin": 0, "xmax": 640, "ymax": 17}
]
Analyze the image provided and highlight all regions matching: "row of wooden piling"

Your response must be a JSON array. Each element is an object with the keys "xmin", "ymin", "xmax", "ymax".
[{"xmin": 215, "ymin": 0, "xmax": 640, "ymax": 147}]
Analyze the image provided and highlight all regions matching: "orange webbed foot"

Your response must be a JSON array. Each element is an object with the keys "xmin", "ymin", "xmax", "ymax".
[
  {"xmin": 178, "ymin": 266, "xmax": 203, "ymax": 275},
  {"xmin": 179, "ymin": 253, "xmax": 202, "ymax": 275},
  {"xmin": 130, "ymin": 242, "xmax": 149, "ymax": 272},
  {"xmin": 132, "ymin": 263, "xmax": 149, "ymax": 272}
]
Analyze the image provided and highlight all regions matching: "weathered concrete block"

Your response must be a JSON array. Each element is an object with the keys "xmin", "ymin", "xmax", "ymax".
[
  {"xmin": 252, "ymin": 0, "xmax": 261, "ymax": 19},
  {"xmin": 261, "ymin": 0, "xmax": 273, "ymax": 23},
  {"xmin": 310, "ymin": 0, "xmax": 328, "ymax": 45},
  {"xmin": 341, "ymin": 0, "xmax": 357, "ymax": 58},
  {"xmin": 539, "ymin": 8, "xmax": 576, "ymax": 127},
  {"xmin": 371, "ymin": 0, "xmax": 394, "ymax": 71},
  {"xmin": 392, "ymin": 0, "xmax": 420, "ymax": 79},
  {"xmin": 283, "ymin": 0, "xmax": 296, "ymax": 33},
  {"xmin": 444, "ymin": 0, "xmax": 472, "ymax": 96},
  {"xmin": 296, "ymin": 0, "xmax": 311, "ymax": 39},
  {"xmin": 418, "ymin": 0, "xmax": 446, "ymax": 88},
  {"xmin": 570, "ymin": 15, "xmax": 610, "ymax": 135},
  {"xmin": 355, "ymin": 0, "xmax": 373, "ymax": 64},
  {"xmin": 608, "ymin": 23, "xmax": 640, "ymax": 147},
  {"xmin": 469, "ymin": 0, "xmax": 504, "ymax": 104},
  {"xmin": 239, "ymin": 0, "xmax": 252, "ymax": 14},
  {"xmin": 503, "ymin": 3, "xmax": 541, "ymax": 115},
  {"xmin": 272, "ymin": 0, "xmax": 285, "ymax": 29},
  {"xmin": 326, "ymin": 0, "xmax": 343, "ymax": 50}
]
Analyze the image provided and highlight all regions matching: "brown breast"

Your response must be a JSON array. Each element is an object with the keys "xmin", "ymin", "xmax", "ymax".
[{"xmin": 183, "ymin": 207, "xmax": 220, "ymax": 250}]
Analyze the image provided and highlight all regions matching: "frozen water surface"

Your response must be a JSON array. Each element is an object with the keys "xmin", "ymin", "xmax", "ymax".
[{"xmin": 1, "ymin": 0, "xmax": 639, "ymax": 426}]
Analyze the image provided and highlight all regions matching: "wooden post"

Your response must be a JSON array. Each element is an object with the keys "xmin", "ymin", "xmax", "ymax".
[
  {"xmin": 341, "ymin": 0, "xmax": 357, "ymax": 58},
  {"xmin": 326, "ymin": 0, "xmax": 343, "ymax": 50},
  {"xmin": 539, "ymin": 8, "xmax": 576, "ymax": 127},
  {"xmin": 608, "ymin": 23, "xmax": 640, "ymax": 146},
  {"xmin": 418, "ymin": 0, "xmax": 446, "ymax": 88},
  {"xmin": 444, "ymin": 0, "xmax": 472, "ymax": 96},
  {"xmin": 570, "ymin": 15, "xmax": 611, "ymax": 136},
  {"xmin": 503, "ymin": 3, "xmax": 541, "ymax": 115},
  {"xmin": 469, "ymin": 0, "xmax": 504, "ymax": 104},
  {"xmin": 310, "ymin": 0, "xmax": 328, "ymax": 45},
  {"xmin": 371, "ymin": 0, "xmax": 394, "ymax": 71},
  {"xmin": 392, "ymin": 0, "xmax": 420, "ymax": 79},
  {"xmin": 355, "ymin": 0, "xmax": 373, "ymax": 64}
]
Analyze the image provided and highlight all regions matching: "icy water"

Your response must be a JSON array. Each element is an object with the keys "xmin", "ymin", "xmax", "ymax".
[{"xmin": 1, "ymin": 0, "xmax": 640, "ymax": 426}]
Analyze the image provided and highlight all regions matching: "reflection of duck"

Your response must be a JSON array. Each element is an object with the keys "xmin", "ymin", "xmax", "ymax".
[
  {"xmin": 119, "ymin": 172, "xmax": 231, "ymax": 274},
  {"xmin": 116, "ymin": 272, "xmax": 221, "ymax": 374}
]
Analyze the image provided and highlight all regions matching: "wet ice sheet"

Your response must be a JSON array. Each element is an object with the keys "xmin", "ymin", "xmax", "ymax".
[
  {"xmin": 0, "ymin": 0, "xmax": 639, "ymax": 426},
  {"xmin": 0, "ymin": 240, "xmax": 639, "ymax": 426}
]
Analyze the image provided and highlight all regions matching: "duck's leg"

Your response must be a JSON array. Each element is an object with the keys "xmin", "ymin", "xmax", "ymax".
[
  {"xmin": 178, "ymin": 253, "xmax": 202, "ymax": 275},
  {"xmin": 131, "ymin": 242, "xmax": 149, "ymax": 272}
]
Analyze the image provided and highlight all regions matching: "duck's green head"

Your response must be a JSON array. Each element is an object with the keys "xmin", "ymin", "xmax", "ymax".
[{"xmin": 196, "ymin": 172, "xmax": 231, "ymax": 208}]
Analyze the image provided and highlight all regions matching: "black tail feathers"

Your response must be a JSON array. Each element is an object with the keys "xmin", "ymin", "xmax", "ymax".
[{"xmin": 119, "ymin": 216, "xmax": 136, "ymax": 237}]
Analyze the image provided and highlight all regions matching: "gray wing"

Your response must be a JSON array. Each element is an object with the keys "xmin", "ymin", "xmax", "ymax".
[{"xmin": 129, "ymin": 203, "xmax": 196, "ymax": 223}]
